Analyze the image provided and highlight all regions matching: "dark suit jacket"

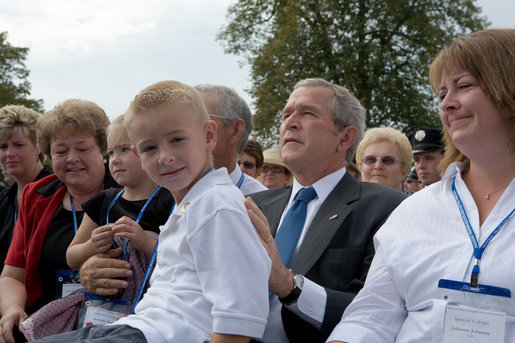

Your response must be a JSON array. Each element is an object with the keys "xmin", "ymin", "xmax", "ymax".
[{"xmin": 250, "ymin": 172, "xmax": 407, "ymax": 342}]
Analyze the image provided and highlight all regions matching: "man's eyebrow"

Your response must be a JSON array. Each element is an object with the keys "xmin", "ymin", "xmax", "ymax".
[{"xmin": 281, "ymin": 103, "xmax": 318, "ymax": 114}]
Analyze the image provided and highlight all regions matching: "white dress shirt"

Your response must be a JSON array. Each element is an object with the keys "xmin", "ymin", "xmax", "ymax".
[
  {"xmin": 261, "ymin": 167, "xmax": 347, "ymax": 342},
  {"xmin": 116, "ymin": 168, "xmax": 271, "ymax": 342},
  {"xmin": 230, "ymin": 163, "xmax": 268, "ymax": 195},
  {"xmin": 327, "ymin": 163, "xmax": 515, "ymax": 342}
]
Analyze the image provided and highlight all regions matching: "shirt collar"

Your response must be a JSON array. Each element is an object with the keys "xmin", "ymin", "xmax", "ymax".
[
  {"xmin": 229, "ymin": 162, "xmax": 244, "ymax": 185},
  {"xmin": 290, "ymin": 166, "xmax": 347, "ymax": 206}
]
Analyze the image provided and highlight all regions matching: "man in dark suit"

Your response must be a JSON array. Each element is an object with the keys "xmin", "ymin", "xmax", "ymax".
[{"xmin": 245, "ymin": 78, "xmax": 406, "ymax": 342}]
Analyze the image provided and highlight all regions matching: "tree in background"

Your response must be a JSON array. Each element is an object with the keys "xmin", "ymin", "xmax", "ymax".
[
  {"xmin": 0, "ymin": 31, "xmax": 44, "ymax": 112},
  {"xmin": 218, "ymin": 0, "xmax": 488, "ymax": 146}
]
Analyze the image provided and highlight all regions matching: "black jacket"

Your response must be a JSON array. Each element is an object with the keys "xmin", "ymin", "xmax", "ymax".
[{"xmin": 0, "ymin": 165, "xmax": 53, "ymax": 273}]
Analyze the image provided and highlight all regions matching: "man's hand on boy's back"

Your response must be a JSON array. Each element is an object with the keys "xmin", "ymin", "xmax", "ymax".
[{"xmin": 79, "ymin": 248, "xmax": 133, "ymax": 296}]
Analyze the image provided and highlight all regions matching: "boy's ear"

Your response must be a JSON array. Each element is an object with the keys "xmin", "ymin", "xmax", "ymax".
[
  {"xmin": 205, "ymin": 120, "xmax": 217, "ymax": 152},
  {"xmin": 131, "ymin": 146, "xmax": 139, "ymax": 157}
]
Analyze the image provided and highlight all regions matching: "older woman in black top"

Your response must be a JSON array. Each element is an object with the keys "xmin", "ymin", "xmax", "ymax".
[
  {"xmin": 0, "ymin": 105, "xmax": 53, "ymax": 275},
  {"xmin": 0, "ymin": 99, "xmax": 117, "ymax": 343}
]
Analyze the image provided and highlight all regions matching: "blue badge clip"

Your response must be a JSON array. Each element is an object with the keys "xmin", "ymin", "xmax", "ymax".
[{"xmin": 438, "ymin": 278, "xmax": 511, "ymax": 298}]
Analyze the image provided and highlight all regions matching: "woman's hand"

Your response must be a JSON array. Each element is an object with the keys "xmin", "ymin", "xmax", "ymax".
[{"xmin": 0, "ymin": 305, "xmax": 27, "ymax": 343}]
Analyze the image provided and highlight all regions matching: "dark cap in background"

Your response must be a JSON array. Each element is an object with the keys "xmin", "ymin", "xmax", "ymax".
[{"xmin": 408, "ymin": 128, "xmax": 444, "ymax": 154}]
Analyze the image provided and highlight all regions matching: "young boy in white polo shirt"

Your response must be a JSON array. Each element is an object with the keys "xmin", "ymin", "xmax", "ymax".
[{"xmin": 33, "ymin": 80, "xmax": 271, "ymax": 343}]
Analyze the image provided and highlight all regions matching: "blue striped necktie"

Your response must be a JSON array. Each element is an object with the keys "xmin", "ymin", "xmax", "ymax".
[{"xmin": 275, "ymin": 187, "xmax": 317, "ymax": 267}]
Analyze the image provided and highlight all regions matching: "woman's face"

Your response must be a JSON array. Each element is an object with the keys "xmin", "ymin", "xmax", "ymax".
[
  {"xmin": 360, "ymin": 141, "xmax": 405, "ymax": 190},
  {"xmin": 238, "ymin": 152, "xmax": 259, "ymax": 178},
  {"xmin": 261, "ymin": 163, "xmax": 290, "ymax": 189},
  {"xmin": 439, "ymin": 71, "xmax": 509, "ymax": 159},
  {"xmin": 0, "ymin": 131, "xmax": 40, "ymax": 182},
  {"xmin": 50, "ymin": 130, "xmax": 105, "ymax": 192}
]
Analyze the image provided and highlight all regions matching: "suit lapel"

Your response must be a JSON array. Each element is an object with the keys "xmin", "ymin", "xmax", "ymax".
[
  {"xmin": 292, "ymin": 173, "xmax": 360, "ymax": 275},
  {"xmin": 257, "ymin": 187, "xmax": 292, "ymax": 237}
]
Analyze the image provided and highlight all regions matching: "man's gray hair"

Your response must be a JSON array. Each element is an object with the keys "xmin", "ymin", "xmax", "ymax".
[
  {"xmin": 293, "ymin": 78, "xmax": 366, "ymax": 161},
  {"xmin": 195, "ymin": 84, "xmax": 253, "ymax": 153}
]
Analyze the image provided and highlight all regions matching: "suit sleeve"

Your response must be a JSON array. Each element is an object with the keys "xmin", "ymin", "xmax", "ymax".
[{"xmin": 282, "ymin": 189, "xmax": 406, "ymax": 343}]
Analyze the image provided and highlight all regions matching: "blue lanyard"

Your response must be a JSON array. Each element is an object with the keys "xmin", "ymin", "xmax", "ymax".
[
  {"xmin": 130, "ymin": 167, "xmax": 213, "ymax": 313},
  {"xmin": 451, "ymin": 177, "xmax": 515, "ymax": 287},
  {"xmin": 106, "ymin": 186, "xmax": 162, "ymax": 261},
  {"xmin": 106, "ymin": 186, "xmax": 162, "ymax": 225},
  {"xmin": 69, "ymin": 194, "xmax": 79, "ymax": 234},
  {"xmin": 236, "ymin": 170, "xmax": 245, "ymax": 188},
  {"xmin": 129, "ymin": 200, "xmax": 175, "ymax": 314},
  {"xmin": 14, "ymin": 208, "xmax": 18, "ymax": 228}
]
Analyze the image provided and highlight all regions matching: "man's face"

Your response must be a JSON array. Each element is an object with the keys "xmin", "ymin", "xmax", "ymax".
[
  {"xmin": 413, "ymin": 151, "xmax": 443, "ymax": 186},
  {"xmin": 200, "ymin": 91, "xmax": 231, "ymax": 158},
  {"xmin": 279, "ymin": 86, "xmax": 343, "ymax": 180}
]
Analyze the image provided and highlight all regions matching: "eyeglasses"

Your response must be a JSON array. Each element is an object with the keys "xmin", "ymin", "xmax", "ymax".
[
  {"xmin": 208, "ymin": 114, "xmax": 232, "ymax": 120},
  {"xmin": 404, "ymin": 178, "xmax": 422, "ymax": 184},
  {"xmin": 362, "ymin": 155, "xmax": 397, "ymax": 166},
  {"xmin": 262, "ymin": 166, "xmax": 284, "ymax": 174},
  {"xmin": 238, "ymin": 161, "xmax": 256, "ymax": 169}
]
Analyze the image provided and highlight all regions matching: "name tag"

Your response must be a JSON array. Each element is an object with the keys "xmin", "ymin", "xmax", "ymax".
[
  {"xmin": 82, "ymin": 306, "xmax": 125, "ymax": 328},
  {"xmin": 56, "ymin": 270, "xmax": 83, "ymax": 299},
  {"xmin": 443, "ymin": 304, "xmax": 506, "ymax": 343}
]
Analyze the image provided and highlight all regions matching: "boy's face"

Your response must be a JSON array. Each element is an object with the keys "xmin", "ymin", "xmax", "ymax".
[{"xmin": 128, "ymin": 102, "xmax": 216, "ymax": 203}]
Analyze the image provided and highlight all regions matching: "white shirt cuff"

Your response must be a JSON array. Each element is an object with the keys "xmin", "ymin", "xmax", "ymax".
[{"xmin": 284, "ymin": 276, "xmax": 326, "ymax": 328}]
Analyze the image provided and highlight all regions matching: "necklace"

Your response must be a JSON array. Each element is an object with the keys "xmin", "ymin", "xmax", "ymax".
[{"xmin": 478, "ymin": 179, "xmax": 512, "ymax": 199}]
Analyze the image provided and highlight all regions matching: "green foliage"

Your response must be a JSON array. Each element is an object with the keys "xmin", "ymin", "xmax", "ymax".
[
  {"xmin": 218, "ymin": 0, "xmax": 488, "ymax": 147},
  {"xmin": 0, "ymin": 32, "xmax": 44, "ymax": 113}
]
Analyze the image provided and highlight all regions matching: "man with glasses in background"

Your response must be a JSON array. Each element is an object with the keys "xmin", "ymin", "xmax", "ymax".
[{"xmin": 195, "ymin": 84, "xmax": 267, "ymax": 195}]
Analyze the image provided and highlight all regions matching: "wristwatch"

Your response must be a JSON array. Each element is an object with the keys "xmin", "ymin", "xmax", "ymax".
[{"xmin": 279, "ymin": 274, "xmax": 304, "ymax": 305}]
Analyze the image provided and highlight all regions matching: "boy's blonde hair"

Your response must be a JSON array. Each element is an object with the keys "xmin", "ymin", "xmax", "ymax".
[
  {"xmin": 429, "ymin": 29, "xmax": 515, "ymax": 172},
  {"xmin": 37, "ymin": 99, "xmax": 110, "ymax": 156},
  {"xmin": 126, "ymin": 80, "xmax": 209, "ymax": 129}
]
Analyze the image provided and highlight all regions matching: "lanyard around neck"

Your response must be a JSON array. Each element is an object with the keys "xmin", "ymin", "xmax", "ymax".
[
  {"xmin": 451, "ymin": 177, "xmax": 515, "ymax": 287},
  {"xmin": 106, "ymin": 186, "xmax": 162, "ymax": 225},
  {"xmin": 236, "ymin": 170, "xmax": 245, "ymax": 188},
  {"xmin": 69, "ymin": 194, "xmax": 79, "ymax": 234},
  {"xmin": 129, "ymin": 200, "xmax": 175, "ymax": 314}
]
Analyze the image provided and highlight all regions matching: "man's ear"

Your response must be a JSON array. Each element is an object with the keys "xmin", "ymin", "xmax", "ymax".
[
  {"xmin": 131, "ymin": 146, "xmax": 139, "ymax": 157},
  {"xmin": 228, "ymin": 119, "xmax": 245, "ymax": 146},
  {"xmin": 206, "ymin": 120, "xmax": 217, "ymax": 152},
  {"xmin": 337, "ymin": 126, "xmax": 358, "ymax": 153}
]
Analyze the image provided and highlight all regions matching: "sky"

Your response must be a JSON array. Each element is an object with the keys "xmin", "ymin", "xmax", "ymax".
[{"xmin": 0, "ymin": 0, "xmax": 513, "ymax": 119}]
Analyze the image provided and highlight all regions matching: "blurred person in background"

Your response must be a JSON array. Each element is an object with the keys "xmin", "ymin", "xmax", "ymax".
[
  {"xmin": 403, "ymin": 167, "xmax": 423, "ymax": 193},
  {"xmin": 260, "ymin": 147, "xmax": 292, "ymax": 189},
  {"xmin": 409, "ymin": 127, "xmax": 445, "ymax": 187},
  {"xmin": 238, "ymin": 139, "xmax": 264, "ymax": 179},
  {"xmin": 356, "ymin": 127, "xmax": 412, "ymax": 191},
  {"xmin": 0, "ymin": 105, "xmax": 53, "ymax": 275}
]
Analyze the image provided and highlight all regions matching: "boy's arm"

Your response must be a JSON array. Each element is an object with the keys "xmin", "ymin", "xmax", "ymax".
[
  {"xmin": 66, "ymin": 214, "xmax": 105, "ymax": 270},
  {"xmin": 208, "ymin": 333, "xmax": 249, "ymax": 343}
]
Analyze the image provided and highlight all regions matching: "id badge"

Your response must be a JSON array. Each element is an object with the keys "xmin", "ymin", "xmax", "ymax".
[
  {"xmin": 443, "ymin": 304, "xmax": 506, "ymax": 343},
  {"xmin": 438, "ymin": 279, "xmax": 511, "ymax": 298},
  {"xmin": 56, "ymin": 270, "xmax": 84, "ymax": 298},
  {"xmin": 77, "ymin": 292, "xmax": 131, "ymax": 328}
]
